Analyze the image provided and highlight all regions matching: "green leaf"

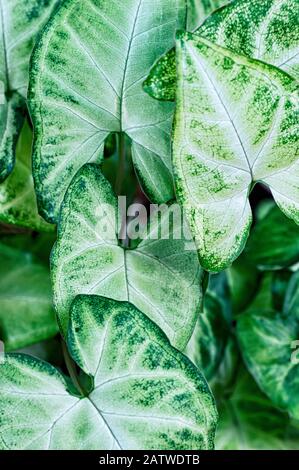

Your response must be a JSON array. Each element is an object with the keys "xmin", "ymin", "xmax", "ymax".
[
  {"xmin": 244, "ymin": 272, "xmax": 274, "ymax": 313},
  {"xmin": 0, "ymin": 231, "xmax": 56, "ymax": 264},
  {"xmin": 0, "ymin": 94, "xmax": 24, "ymax": 182},
  {"xmin": 28, "ymin": 0, "xmax": 187, "ymax": 223},
  {"xmin": 216, "ymin": 368, "xmax": 299, "ymax": 450},
  {"xmin": 237, "ymin": 271, "xmax": 299, "ymax": 419},
  {"xmin": 0, "ymin": 120, "xmax": 54, "ymax": 231},
  {"xmin": 244, "ymin": 205, "xmax": 299, "ymax": 270},
  {"xmin": 173, "ymin": 32, "xmax": 299, "ymax": 272},
  {"xmin": 52, "ymin": 164, "xmax": 203, "ymax": 350},
  {"xmin": 227, "ymin": 253, "xmax": 260, "ymax": 314},
  {"xmin": 144, "ymin": 0, "xmax": 299, "ymax": 101},
  {"xmin": 0, "ymin": 242, "xmax": 58, "ymax": 351},
  {"xmin": 185, "ymin": 292, "xmax": 229, "ymax": 381},
  {"xmin": 0, "ymin": 0, "xmax": 59, "ymax": 182},
  {"xmin": 272, "ymin": 270, "xmax": 293, "ymax": 311},
  {"xmin": 0, "ymin": 295, "xmax": 217, "ymax": 450},
  {"xmin": 187, "ymin": 0, "xmax": 230, "ymax": 31}
]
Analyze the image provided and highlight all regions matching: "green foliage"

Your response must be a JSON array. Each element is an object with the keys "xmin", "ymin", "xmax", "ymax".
[
  {"xmin": 173, "ymin": 32, "xmax": 299, "ymax": 272},
  {"xmin": 0, "ymin": 0, "xmax": 59, "ymax": 182},
  {"xmin": 28, "ymin": 0, "xmax": 187, "ymax": 223},
  {"xmin": 244, "ymin": 205, "xmax": 299, "ymax": 270},
  {"xmin": 51, "ymin": 164, "xmax": 202, "ymax": 350},
  {"xmin": 145, "ymin": 0, "xmax": 299, "ymax": 101},
  {"xmin": 0, "ymin": 296, "xmax": 217, "ymax": 450},
  {"xmin": 0, "ymin": 120, "xmax": 54, "ymax": 231},
  {"xmin": 237, "ymin": 271, "xmax": 299, "ymax": 419},
  {"xmin": 0, "ymin": 240, "xmax": 57, "ymax": 350},
  {"xmin": 0, "ymin": 0, "xmax": 299, "ymax": 452}
]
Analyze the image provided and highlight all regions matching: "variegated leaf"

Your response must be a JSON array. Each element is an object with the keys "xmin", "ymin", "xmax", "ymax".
[
  {"xmin": 0, "ymin": 296, "xmax": 217, "ymax": 450},
  {"xmin": 144, "ymin": 0, "xmax": 299, "ymax": 101},
  {"xmin": 51, "ymin": 164, "xmax": 202, "ymax": 350},
  {"xmin": 0, "ymin": 0, "xmax": 59, "ymax": 182},
  {"xmin": 29, "ymin": 0, "xmax": 187, "ymax": 223},
  {"xmin": 173, "ymin": 32, "xmax": 299, "ymax": 271}
]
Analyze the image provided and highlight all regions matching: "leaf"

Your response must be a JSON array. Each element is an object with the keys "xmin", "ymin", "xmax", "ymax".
[
  {"xmin": 0, "ymin": 295, "xmax": 217, "ymax": 450},
  {"xmin": 0, "ymin": 120, "xmax": 54, "ymax": 231},
  {"xmin": 187, "ymin": 0, "xmax": 230, "ymax": 31},
  {"xmin": 272, "ymin": 270, "xmax": 293, "ymax": 311},
  {"xmin": 0, "ymin": 94, "xmax": 24, "ymax": 182},
  {"xmin": 52, "ymin": 164, "xmax": 203, "ymax": 350},
  {"xmin": 0, "ymin": 242, "xmax": 58, "ymax": 351},
  {"xmin": 216, "ymin": 368, "xmax": 299, "ymax": 450},
  {"xmin": 237, "ymin": 271, "xmax": 299, "ymax": 420},
  {"xmin": 0, "ymin": 231, "xmax": 56, "ymax": 264},
  {"xmin": 0, "ymin": 0, "xmax": 59, "ymax": 182},
  {"xmin": 185, "ymin": 292, "xmax": 229, "ymax": 381},
  {"xmin": 173, "ymin": 32, "xmax": 299, "ymax": 272},
  {"xmin": 227, "ymin": 253, "xmax": 260, "ymax": 314},
  {"xmin": 244, "ymin": 272, "xmax": 274, "ymax": 313},
  {"xmin": 244, "ymin": 205, "xmax": 299, "ymax": 270},
  {"xmin": 28, "ymin": 0, "xmax": 187, "ymax": 223},
  {"xmin": 144, "ymin": 0, "xmax": 299, "ymax": 101}
]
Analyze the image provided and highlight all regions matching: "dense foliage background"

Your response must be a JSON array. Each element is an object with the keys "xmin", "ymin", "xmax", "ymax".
[{"xmin": 0, "ymin": 0, "xmax": 299, "ymax": 450}]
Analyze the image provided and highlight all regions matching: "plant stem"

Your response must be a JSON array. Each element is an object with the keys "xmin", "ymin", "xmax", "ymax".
[
  {"xmin": 115, "ymin": 133, "xmax": 126, "ymax": 195},
  {"xmin": 61, "ymin": 339, "xmax": 87, "ymax": 397}
]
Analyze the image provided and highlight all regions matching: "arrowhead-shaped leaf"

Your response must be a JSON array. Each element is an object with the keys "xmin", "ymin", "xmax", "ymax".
[
  {"xmin": 52, "ymin": 164, "xmax": 203, "ymax": 350},
  {"xmin": 0, "ymin": 295, "xmax": 217, "ymax": 450},
  {"xmin": 173, "ymin": 32, "xmax": 299, "ymax": 271},
  {"xmin": 0, "ymin": 121, "xmax": 54, "ymax": 231},
  {"xmin": 237, "ymin": 271, "xmax": 299, "ymax": 420},
  {"xmin": 28, "ymin": 0, "xmax": 187, "ymax": 223},
  {"xmin": 0, "ymin": 241, "xmax": 57, "ymax": 351},
  {"xmin": 144, "ymin": 0, "xmax": 299, "ymax": 101},
  {"xmin": 0, "ymin": 0, "xmax": 58, "ymax": 182}
]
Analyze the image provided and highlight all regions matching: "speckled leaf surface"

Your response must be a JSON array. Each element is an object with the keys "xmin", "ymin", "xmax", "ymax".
[
  {"xmin": 0, "ymin": 94, "xmax": 24, "ymax": 182},
  {"xmin": 0, "ymin": 242, "xmax": 57, "ymax": 351},
  {"xmin": 52, "ymin": 164, "xmax": 202, "ymax": 350},
  {"xmin": 173, "ymin": 33, "xmax": 299, "ymax": 271},
  {"xmin": 145, "ymin": 0, "xmax": 299, "ymax": 101},
  {"xmin": 237, "ymin": 272, "xmax": 299, "ymax": 420},
  {"xmin": 28, "ymin": 0, "xmax": 187, "ymax": 223},
  {"xmin": 0, "ymin": 121, "xmax": 54, "ymax": 231},
  {"xmin": 0, "ymin": 296, "xmax": 217, "ymax": 450},
  {"xmin": 216, "ymin": 369, "xmax": 299, "ymax": 450},
  {"xmin": 0, "ymin": 0, "xmax": 59, "ymax": 182}
]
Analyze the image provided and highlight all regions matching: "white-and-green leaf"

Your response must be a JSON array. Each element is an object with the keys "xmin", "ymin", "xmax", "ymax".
[
  {"xmin": 237, "ymin": 271, "xmax": 299, "ymax": 420},
  {"xmin": 173, "ymin": 32, "xmax": 299, "ymax": 271},
  {"xmin": 28, "ymin": 0, "xmax": 187, "ymax": 223},
  {"xmin": 0, "ymin": 0, "xmax": 59, "ymax": 182},
  {"xmin": 144, "ymin": 0, "xmax": 299, "ymax": 101},
  {"xmin": 0, "ymin": 241, "xmax": 58, "ymax": 351},
  {"xmin": 51, "ymin": 164, "xmax": 203, "ymax": 350},
  {"xmin": 0, "ymin": 120, "xmax": 54, "ymax": 231},
  {"xmin": 0, "ymin": 295, "xmax": 217, "ymax": 450}
]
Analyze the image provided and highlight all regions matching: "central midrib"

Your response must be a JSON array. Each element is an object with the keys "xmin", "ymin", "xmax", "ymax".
[
  {"xmin": 119, "ymin": 0, "xmax": 143, "ymax": 131},
  {"xmin": 0, "ymin": 0, "xmax": 10, "ymax": 93}
]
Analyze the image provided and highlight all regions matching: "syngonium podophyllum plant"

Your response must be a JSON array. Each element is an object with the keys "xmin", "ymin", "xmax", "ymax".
[{"xmin": 0, "ymin": 0, "xmax": 299, "ymax": 451}]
